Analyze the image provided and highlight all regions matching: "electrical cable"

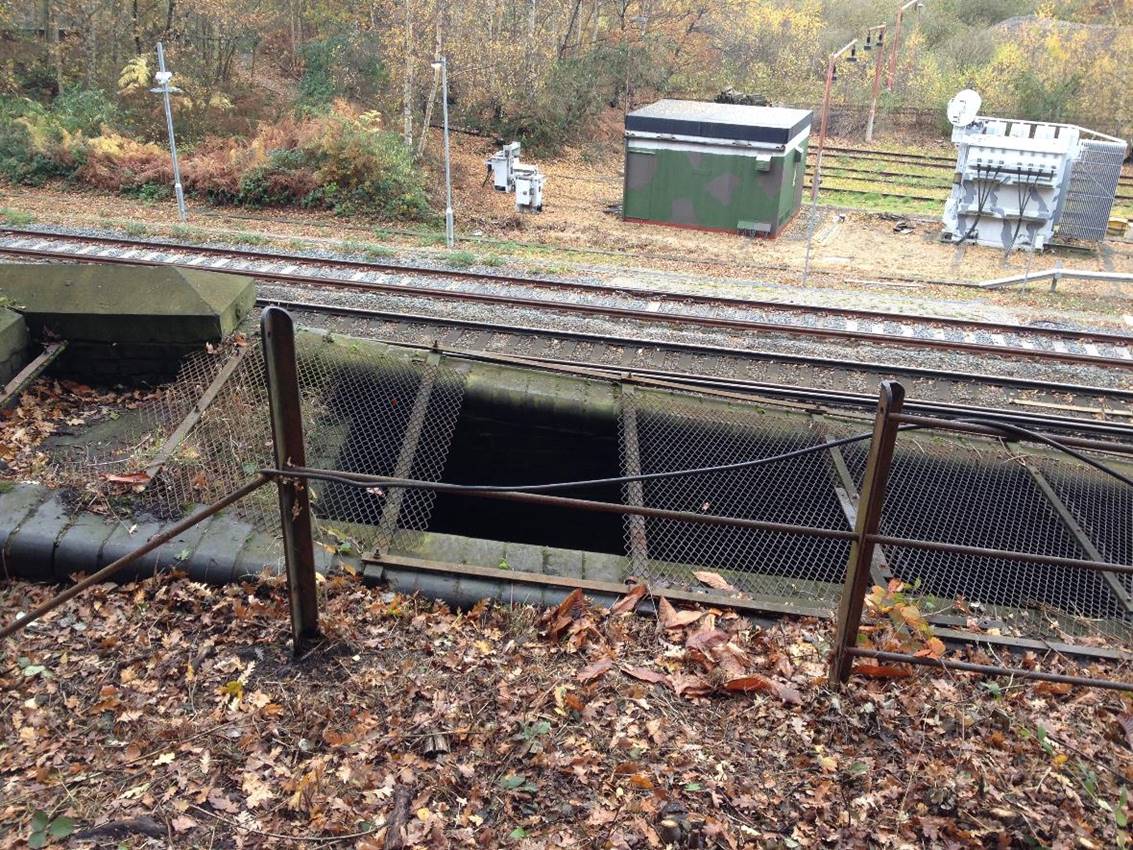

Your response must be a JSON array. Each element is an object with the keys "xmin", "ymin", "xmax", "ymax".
[
  {"xmin": 958, "ymin": 417, "xmax": 1133, "ymax": 489},
  {"xmin": 957, "ymin": 162, "xmax": 1002, "ymax": 245},
  {"xmin": 1006, "ymin": 167, "xmax": 1038, "ymax": 257},
  {"xmin": 265, "ymin": 430, "xmax": 881, "ymax": 494}
]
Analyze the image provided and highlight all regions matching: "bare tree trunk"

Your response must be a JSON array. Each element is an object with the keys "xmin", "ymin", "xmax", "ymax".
[
  {"xmin": 416, "ymin": 16, "xmax": 443, "ymax": 160},
  {"xmin": 131, "ymin": 0, "xmax": 141, "ymax": 55},
  {"xmin": 43, "ymin": 0, "xmax": 63, "ymax": 93},
  {"xmin": 402, "ymin": 0, "xmax": 414, "ymax": 148},
  {"xmin": 560, "ymin": 0, "xmax": 582, "ymax": 58}
]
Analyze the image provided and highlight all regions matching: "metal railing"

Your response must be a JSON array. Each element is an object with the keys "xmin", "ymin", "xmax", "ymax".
[{"xmin": 3, "ymin": 307, "xmax": 1132, "ymax": 695}]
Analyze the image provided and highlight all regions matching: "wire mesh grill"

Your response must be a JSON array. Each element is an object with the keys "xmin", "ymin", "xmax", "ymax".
[
  {"xmin": 841, "ymin": 434, "xmax": 1133, "ymax": 638},
  {"xmin": 620, "ymin": 390, "xmax": 852, "ymax": 612},
  {"xmin": 48, "ymin": 330, "xmax": 465, "ymax": 557}
]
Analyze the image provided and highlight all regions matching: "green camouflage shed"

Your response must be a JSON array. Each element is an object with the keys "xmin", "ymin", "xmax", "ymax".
[{"xmin": 622, "ymin": 99, "xmax": 812, "ymax": 236}]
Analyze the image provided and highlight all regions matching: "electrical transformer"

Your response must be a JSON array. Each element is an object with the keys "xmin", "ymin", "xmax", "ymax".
[
  {"xmin": 942, "ymin": 90, "xmax": 1127, "ymax": 251},
  {"xmin": 486, "ymin": 141, "xmax": 522, "ymax": 191},
  {"xmin": 485, "ymin": 141, "xmax": 545, "ymax": 212},
  {"xmin": 514, "ymin": 166, "xmax": 544, "ymax": 212}
]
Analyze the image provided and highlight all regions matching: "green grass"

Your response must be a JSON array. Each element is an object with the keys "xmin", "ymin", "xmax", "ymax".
[
  {"xmin": 445, "ymin": 250, "xmax": 478, "ymax": 268},
  {"xmin": 123, "ymin": 221, "xmax": 148, "ymax": 237},
  {"xmin": 0, "ymin": 208, "xmax": 35, "ymax": 226},
  {"xmin": 819, "ymin": 189, "xmax": 938, "ymax": 216},
  {"xmin": 169, "ymin": 224, "xmax": 210, "ymax": 243},
  {"xmin": 224, "ymin": 230, "xmax": 268, "ymax": 246}
]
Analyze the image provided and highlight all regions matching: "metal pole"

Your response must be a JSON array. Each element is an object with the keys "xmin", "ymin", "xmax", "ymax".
[
  {"xmin": 261, "ymin": 306, "xmax": 321, "ymax": 655},
  {"xmin": 810, "ymin": 53, "xmax": 835, "ymax": 204},
  {"xmin": 803, "ymin": 48, "xmax": 840, "ymax": 288},
  {"xmin": 887, "ymin": 7, "xmax": 904, "ymax": 91},
  {"xmin": 829, "ymin": 380, "xmax": 905, "ymax": 685},
  {"xmin": 155, "ymin": 42, "xmax": 187, "ymax": 222},
  {"xmin": 865, "ymin": 27, "xmax": 886, "ymax": 143},
  {"xmin": 440, "ymin": 57, "xmax": 454, "ymax": 248}
]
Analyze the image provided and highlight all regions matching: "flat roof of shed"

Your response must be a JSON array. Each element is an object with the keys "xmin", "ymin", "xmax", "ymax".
[{"xmin": 625, "ymin": 99, "xmax": 812, "ymax": 146}]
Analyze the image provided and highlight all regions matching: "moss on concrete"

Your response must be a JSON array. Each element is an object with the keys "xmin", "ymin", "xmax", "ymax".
[{"xmin": 0, "ymin": 264, "xmax": 254, "ymax": 345}]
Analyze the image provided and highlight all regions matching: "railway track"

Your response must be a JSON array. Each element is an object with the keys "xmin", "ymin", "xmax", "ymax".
[
  {"xmin": 303, "ymin": 318, "xmax": 1133, "ymax": 441},
  {"xmin": 261, "ymin": 295, "xmax": 1133, "ymax": 421},
  {"xmin": 3, "ymin": 228, "xmax": 1132, "ymax": 372}
]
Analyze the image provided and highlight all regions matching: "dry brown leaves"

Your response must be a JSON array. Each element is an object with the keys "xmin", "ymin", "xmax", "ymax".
[
  {"xmin": 1, "ymin": 574, "xmax": 1130, "ymax": 850},
  {"xmin": 544, "ymin": 588, "xmax": 805, "ymax": 707},
  {"xmin": 0, "ymin": 378, "xmax": 159, "ymax": 484}
]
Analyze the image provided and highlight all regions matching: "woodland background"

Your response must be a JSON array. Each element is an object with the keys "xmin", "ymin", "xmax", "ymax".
[{"xmin": 0, "ymin": 0, "xmax": 1130, "ymax": 219}]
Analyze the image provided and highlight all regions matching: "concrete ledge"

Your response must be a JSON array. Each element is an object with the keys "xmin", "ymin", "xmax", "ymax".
[{"xmin": 0, "ymin": 484, "xmax": 299, "ymax": 585}]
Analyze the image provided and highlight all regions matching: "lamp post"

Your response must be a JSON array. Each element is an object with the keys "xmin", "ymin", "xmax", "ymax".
[
  {"xmin": 864, "ymin": 25, "xmax": 887, "ymax": 143},
  {"xmin": 803, "ymin": 37, "xmax": 858, "ymax": 289},
  {"xmin": 150, "ymin": 42, "xmax": 187, "ymax": 222},
  {"xmin": 431, "ymin": 56, "xmax": 454, "ymax": 248},
  {"xmin": 887, "ymin": 0, "xmax": 925, "ymax": 92}
]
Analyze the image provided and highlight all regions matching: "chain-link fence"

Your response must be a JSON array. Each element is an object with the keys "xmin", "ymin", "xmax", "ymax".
[
  {"xmin": 620, "ymin": 388, "xmax": 853, "ymax": 613},
  {"xmin": 48, "ymin": 329, "xmax": 465, "ymax": 558},
  {"xmin": 39, "ymin": 322, "xmax": 1133, "ymax": 645}
]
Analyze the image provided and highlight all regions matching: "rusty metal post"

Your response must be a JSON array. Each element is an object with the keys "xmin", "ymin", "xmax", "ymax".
[
  {"xmin": 865, "ymin": 25, "xmax": 886, "ymax": 143},
  {"xmin": 829, "ymin": 380, "xmax": 905, "ymax": 685},
  {"xmin": 810, "ymin": 53, "xmax": 836, "ymax": 204},
  {"xmin": 887, "ymin": 5, "xmax": 905, "ymax": 91},
  {"xmin": 261, "ymin": 306, "xmax": 321, "ymax": 655}
]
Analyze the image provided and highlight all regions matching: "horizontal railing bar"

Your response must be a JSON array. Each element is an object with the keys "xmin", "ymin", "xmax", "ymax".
[
  {"xmin": 273, "ymin": 467, "xmax": 860, "ymax": 541},
  {"xmin": 888, "ymin": 413, "xmax": 1133, "ymax": 455},
  {"xmin": 847, "ymin": 647, "xmax": 1133, "ymax": 692},
  {"xmin": 865, "ymin": 533, "xmax": 1133, "ymax": 575},
  {"xmin": 276, "ymin": 468, "xmax": 1133, "ymax": 575}
]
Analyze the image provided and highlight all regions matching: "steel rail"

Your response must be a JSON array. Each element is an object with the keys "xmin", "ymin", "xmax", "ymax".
[
  {"xmin": 3, "ymin": 227, "xmax": 1133, "ymax": 350},
  {"xmin": 11, "ymin": 242, "xmax": 1128, "ymax": 371},
  {"xmin": 260, "ymin": 296, "xmax": 1133, "ymax": 402},
  {"xmin": 14, "ymin": 243, "xmax": 1128, "ymax": 370}
]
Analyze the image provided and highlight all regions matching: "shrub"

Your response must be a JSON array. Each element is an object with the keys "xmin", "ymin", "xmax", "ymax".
[{"xmin": 0, "ymin": 97, "xmax": 433, "ymax": 222}]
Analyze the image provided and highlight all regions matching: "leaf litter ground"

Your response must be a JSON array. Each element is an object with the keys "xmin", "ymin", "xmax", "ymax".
[{"xmin": 2, "ymin": 573, "xmax": 1132, "ymax": 849}]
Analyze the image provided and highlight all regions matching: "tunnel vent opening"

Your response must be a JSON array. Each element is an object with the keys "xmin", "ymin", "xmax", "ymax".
[{"xmin": 426, "ymin": 392, "xmax": 626, "ymax": 556}]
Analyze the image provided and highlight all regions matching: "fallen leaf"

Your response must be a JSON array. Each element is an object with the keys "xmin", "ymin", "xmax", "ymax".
[
  {"xmin": 685, "ymin": 627, "xmax": 728, "ymax": 652},
  {"xmin": 854, "ymin": 664, "xmax": 913, "ymax": 679},
  {"xmin": 610, "ymin": 583, "xmax": 648, "ymax": 615},
  {"xmin": 171, "ymin": 815, "xmax": 197, "ymax": 832},
  {"xmin": 658, "ymin": 598, "xmax": 703, "ymax": 629},
  {"xmin": 1114, "ymin": 713, "xmax": 1133, "ymax": 750},
  {"xmin": 1034, "ymin": 681, "xmax": 1073, "ymax": 697},
  {"xmin": 622, "ymin": 666, "xmax": 667, "ymax": 685},
  {"xmin": 548, "ymin": 588, "xmax": 585, "ymax": 640},
  {"xmin": 104, "ymin": 471, "xmax": 150, "ymax": 486},
  {"xmin": 669, "ymin": 672, "xmax": 713, "ymax": 698},
  {"xmin": 692, "ymin": 570, "xmax": 736, "ymax": 592},
  {"xmin": 577, "ymin": 656, "xmax": 614, "ymax": 684},
  {"xmin": 723, "ymin": 674, "xmax": 803, "ymax": 706}
]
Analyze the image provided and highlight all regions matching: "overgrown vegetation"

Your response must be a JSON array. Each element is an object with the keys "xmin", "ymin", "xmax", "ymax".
[
  {"xmin": 0, "ymin": 1, "xmax": 1128, "ymax": 213},
  {"xmin": 0, "ymin": 95, "xmax": 432, "ymax": 220}
]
